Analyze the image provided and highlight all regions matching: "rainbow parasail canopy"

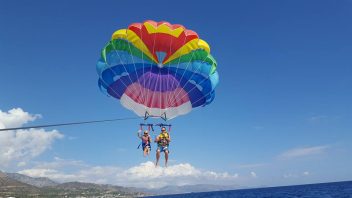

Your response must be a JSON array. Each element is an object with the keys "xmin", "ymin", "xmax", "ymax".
[{"xmin": 97, "ymin": 20, "xmax": 219, "ymax": 120}]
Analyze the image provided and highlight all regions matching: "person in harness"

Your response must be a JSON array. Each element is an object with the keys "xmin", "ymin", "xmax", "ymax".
[
  {"xmin": 137, "ymin": 130, "xmax": 152, "ymax": 157},
  {"xmin": 155, "ymin": 127, "xmax": 171, "ymax": 167}
]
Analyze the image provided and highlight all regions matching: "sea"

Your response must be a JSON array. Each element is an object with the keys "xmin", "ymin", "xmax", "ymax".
[{"xmin": 147, "ymin": 181, "xmax": 352, "ymax": 198}]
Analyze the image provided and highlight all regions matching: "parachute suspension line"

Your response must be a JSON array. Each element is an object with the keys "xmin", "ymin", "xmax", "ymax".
[
  {"xmin": 100, "ymin": 68, "xmax": 137, "ymax": 115},
  {"xmin": 151, "ymin": 68, "xmax": 161, "ymax": 117},
  {"xmin": 150, "ymin": 32, "xmax": 160, "ymax": 118},
  {"xmin": 168, "ymin": 51, "xmax": 210, "ymax": 108},
  {"xmin": 127, "ymin": 34, "xmax": 145, "ymax": 107},
  {"xmin": 139, "ymin": 26, "xmax": 148, "ymax": 112},
  {"xmin": 0, "ymin": 116, "xmax": 142, "ymax": 132},
  {"xmin": 165, "ymin": 32, "xmax": 174, "ymax": 118},
  {"xmin": 144, "ymin": 31, "xmax": 158, "ymax": 117},
  {"xmin": 108, "ymin": 37, "xmax": 141, "ymax": 114},
  {"xmin": 189, "ymin": 85, "xmax": 215, "ymax": 107},
  {"xmin": 160, "ymin": 56, "xmax": 164, "ymax": 119},
  {"xmin": 161, "ymin": 112, "xmax": 167, "ymax": 121},
  {"xmin": 162, "ymin": 75, "xmax": 170, "ymax": 120},
  {"xmin": 168, "ymin": 45, "xmax": 197, "ymax": 105},
  {"xmin": 99, "ymin": 66, "xmax": 138, "ymax": 116},
  {"xmin": 171, "ymin": 74, "xmax": 211, "ymax": 109},
  {"xmin": 148, "ymin": 30, "xmax": 162, "ymax": 118},
  {"xmin": 99, "ymin": 41, "xmax": 135, "ymax": 103},
  {"xmin": 161, "ymin": 31, "xmax": 174, "ymax": 119},
  {"xmin": 165, "ymin": 34, "xmax": 189, "ymax": 109},
  {"xmin": 113, "ymin": 40, "xmax": 142, "ymax": 112},
  {"xmin": 165, "ymin": 33, "xmax": 190, "ymax": 116},
  {"xmin": 159, "ymin": 56, "xmax": 163, "ymax": 118},
  {"xmin": 169, "ymin": 58, "xmax": 215, "ymax": 108},
  {"xmin": 144, "ymin": 111, "xmax": 150, "ymax": 120},
  {"xmin": 100, "ymin": 78, "xmax": 139, "ymax": 118}
]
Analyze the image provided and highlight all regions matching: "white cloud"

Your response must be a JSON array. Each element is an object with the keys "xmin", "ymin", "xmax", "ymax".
[
  {"xmin": 19, "ymin": 160, "xmax": 240, "ymax": 188},
  {"xmin": 303, "ymin": 171, "xmax": 309, "ymax": 176},
  {"xmin": 283, "ymin": 171, "xmax": 310, "ymax": 179},
  {"xmin": 19, "ymin": 168, "xmax": 78, "ymax": 181},
  {"xmin": 0, "ymin": 108, "xmax": 63, "ymax": 167},
  {"xmin": 17, "ymin": 161, "xmax": 27, "ymax": 167},
  {"xmin": 250, "ymin": 171, "xmax": 257, "ymax": 178},
  {"xmin": 0, "ymin": 128, "xmax": 63, "ymax": 167},
  {"xmin": 33, "ymin": 157, "xmax": 87, "ymax": 169},
  {"xmin": 0, "ymin": 108, "xmax": 41, "ymax": 129},
  {"xmin": 278, "ymin": 145, "xmax": 329, "ymax": 160}
]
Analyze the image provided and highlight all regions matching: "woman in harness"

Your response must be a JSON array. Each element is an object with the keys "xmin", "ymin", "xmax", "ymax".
[
  {"xmin": 137, "ymin": 130, "xmax": 152, "ymax": 157},
  {"xmin": 155, "ymin": 127, "xmax": 171, "ymax": 167}
]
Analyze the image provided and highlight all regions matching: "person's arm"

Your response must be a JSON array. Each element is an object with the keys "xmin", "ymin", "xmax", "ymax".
[
  {"xmin": 154, "ymin": 135, "xmax": 159, "ymax": 143},
  {"xmin": 167, "ymin": 134, "xmax": 171, "ymax": 142},
  {"xmin": 148, "ymin": 135, "xmax": 152, "ymax": 143}
]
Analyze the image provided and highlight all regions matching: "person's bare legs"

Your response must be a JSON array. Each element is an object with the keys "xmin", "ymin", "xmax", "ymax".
[
  {"xmin": 143, "ymin": 148, "xmax": 147, "ymax": 157},
  {"xmin": 146, "ymin": 147, "xmax": 150, "ymax": 156},
  {"xmin": 164, "ymin": 150, "xmax": 169, "ymax": 167},
  {"xmin": 155, "ymin": 150, "xmax": 160, "ymax": 167}
]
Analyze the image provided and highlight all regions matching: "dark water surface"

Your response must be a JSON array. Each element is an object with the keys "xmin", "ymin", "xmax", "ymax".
[{"xmin": 148, "ymin": 181, "xmax": 352, "ymax": 198}]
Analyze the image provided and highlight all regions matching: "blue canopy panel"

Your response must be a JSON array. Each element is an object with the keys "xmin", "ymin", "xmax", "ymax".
[{"xmin": 98, "ymin": 64, "xmax": 216, "ymax": 109}]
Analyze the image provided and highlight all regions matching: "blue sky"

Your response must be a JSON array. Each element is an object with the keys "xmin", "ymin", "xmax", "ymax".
[{"xmin": 0, "ymin": 0, "xmax": 351, "ymax": 188}]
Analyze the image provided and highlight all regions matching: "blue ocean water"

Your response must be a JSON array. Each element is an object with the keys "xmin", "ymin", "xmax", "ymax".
[{"xmin": 148, "ymin": 181, "xmax": 352, "ymax": 198}]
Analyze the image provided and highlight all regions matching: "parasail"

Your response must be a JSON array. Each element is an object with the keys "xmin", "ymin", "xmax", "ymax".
[{"xmin": 97, "ymin": 20, "xmax": 219, "ymax": 120}]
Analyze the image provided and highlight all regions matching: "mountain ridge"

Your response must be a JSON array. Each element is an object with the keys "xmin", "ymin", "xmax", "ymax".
[
  {"xmin": 0, "ymin": 171, "xmax": 149, "ymax": 197},
  {"xmin": 5, "ymin": 172, "xmax": 58, "ymax": 187},
  {"xmin": 1, "ymin": 171, "xmax": 243, "ymax": 196},
  {"xmin": 0, "ymin": 171, "xmax": 40, "ymax": 197}
]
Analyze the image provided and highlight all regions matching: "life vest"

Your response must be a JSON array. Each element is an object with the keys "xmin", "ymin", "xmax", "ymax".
[{"xmin": 158, "ymin": 132, "xmax": 169, "ymax": 146}]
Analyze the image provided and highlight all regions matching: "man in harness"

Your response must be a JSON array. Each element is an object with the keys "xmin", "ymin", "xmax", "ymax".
[
  {"xmin": 155, "ymin": 127, "xmax": 171, "ymax": 167},
  {"xmin": 137, "ymin": 130, "xmax": 152, "ymax": 157}
]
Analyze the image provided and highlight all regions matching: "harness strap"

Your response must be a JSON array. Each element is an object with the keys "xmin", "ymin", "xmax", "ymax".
[{"xmin": 137, "ymin": 142, "xmax": 152, "ymax": 150}]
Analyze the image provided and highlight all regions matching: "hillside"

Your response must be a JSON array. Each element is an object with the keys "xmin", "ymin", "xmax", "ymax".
[
  {"xmin": 6, "ymin": 172, "xmax": 58, "ymax": 187},
  {"xmin": 0, "ymin": 172, "xmax": 149, "ymax": 197},
  {"xmin": 0, "ymin": 171, "xmax": 40, "ymax": 197}
]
